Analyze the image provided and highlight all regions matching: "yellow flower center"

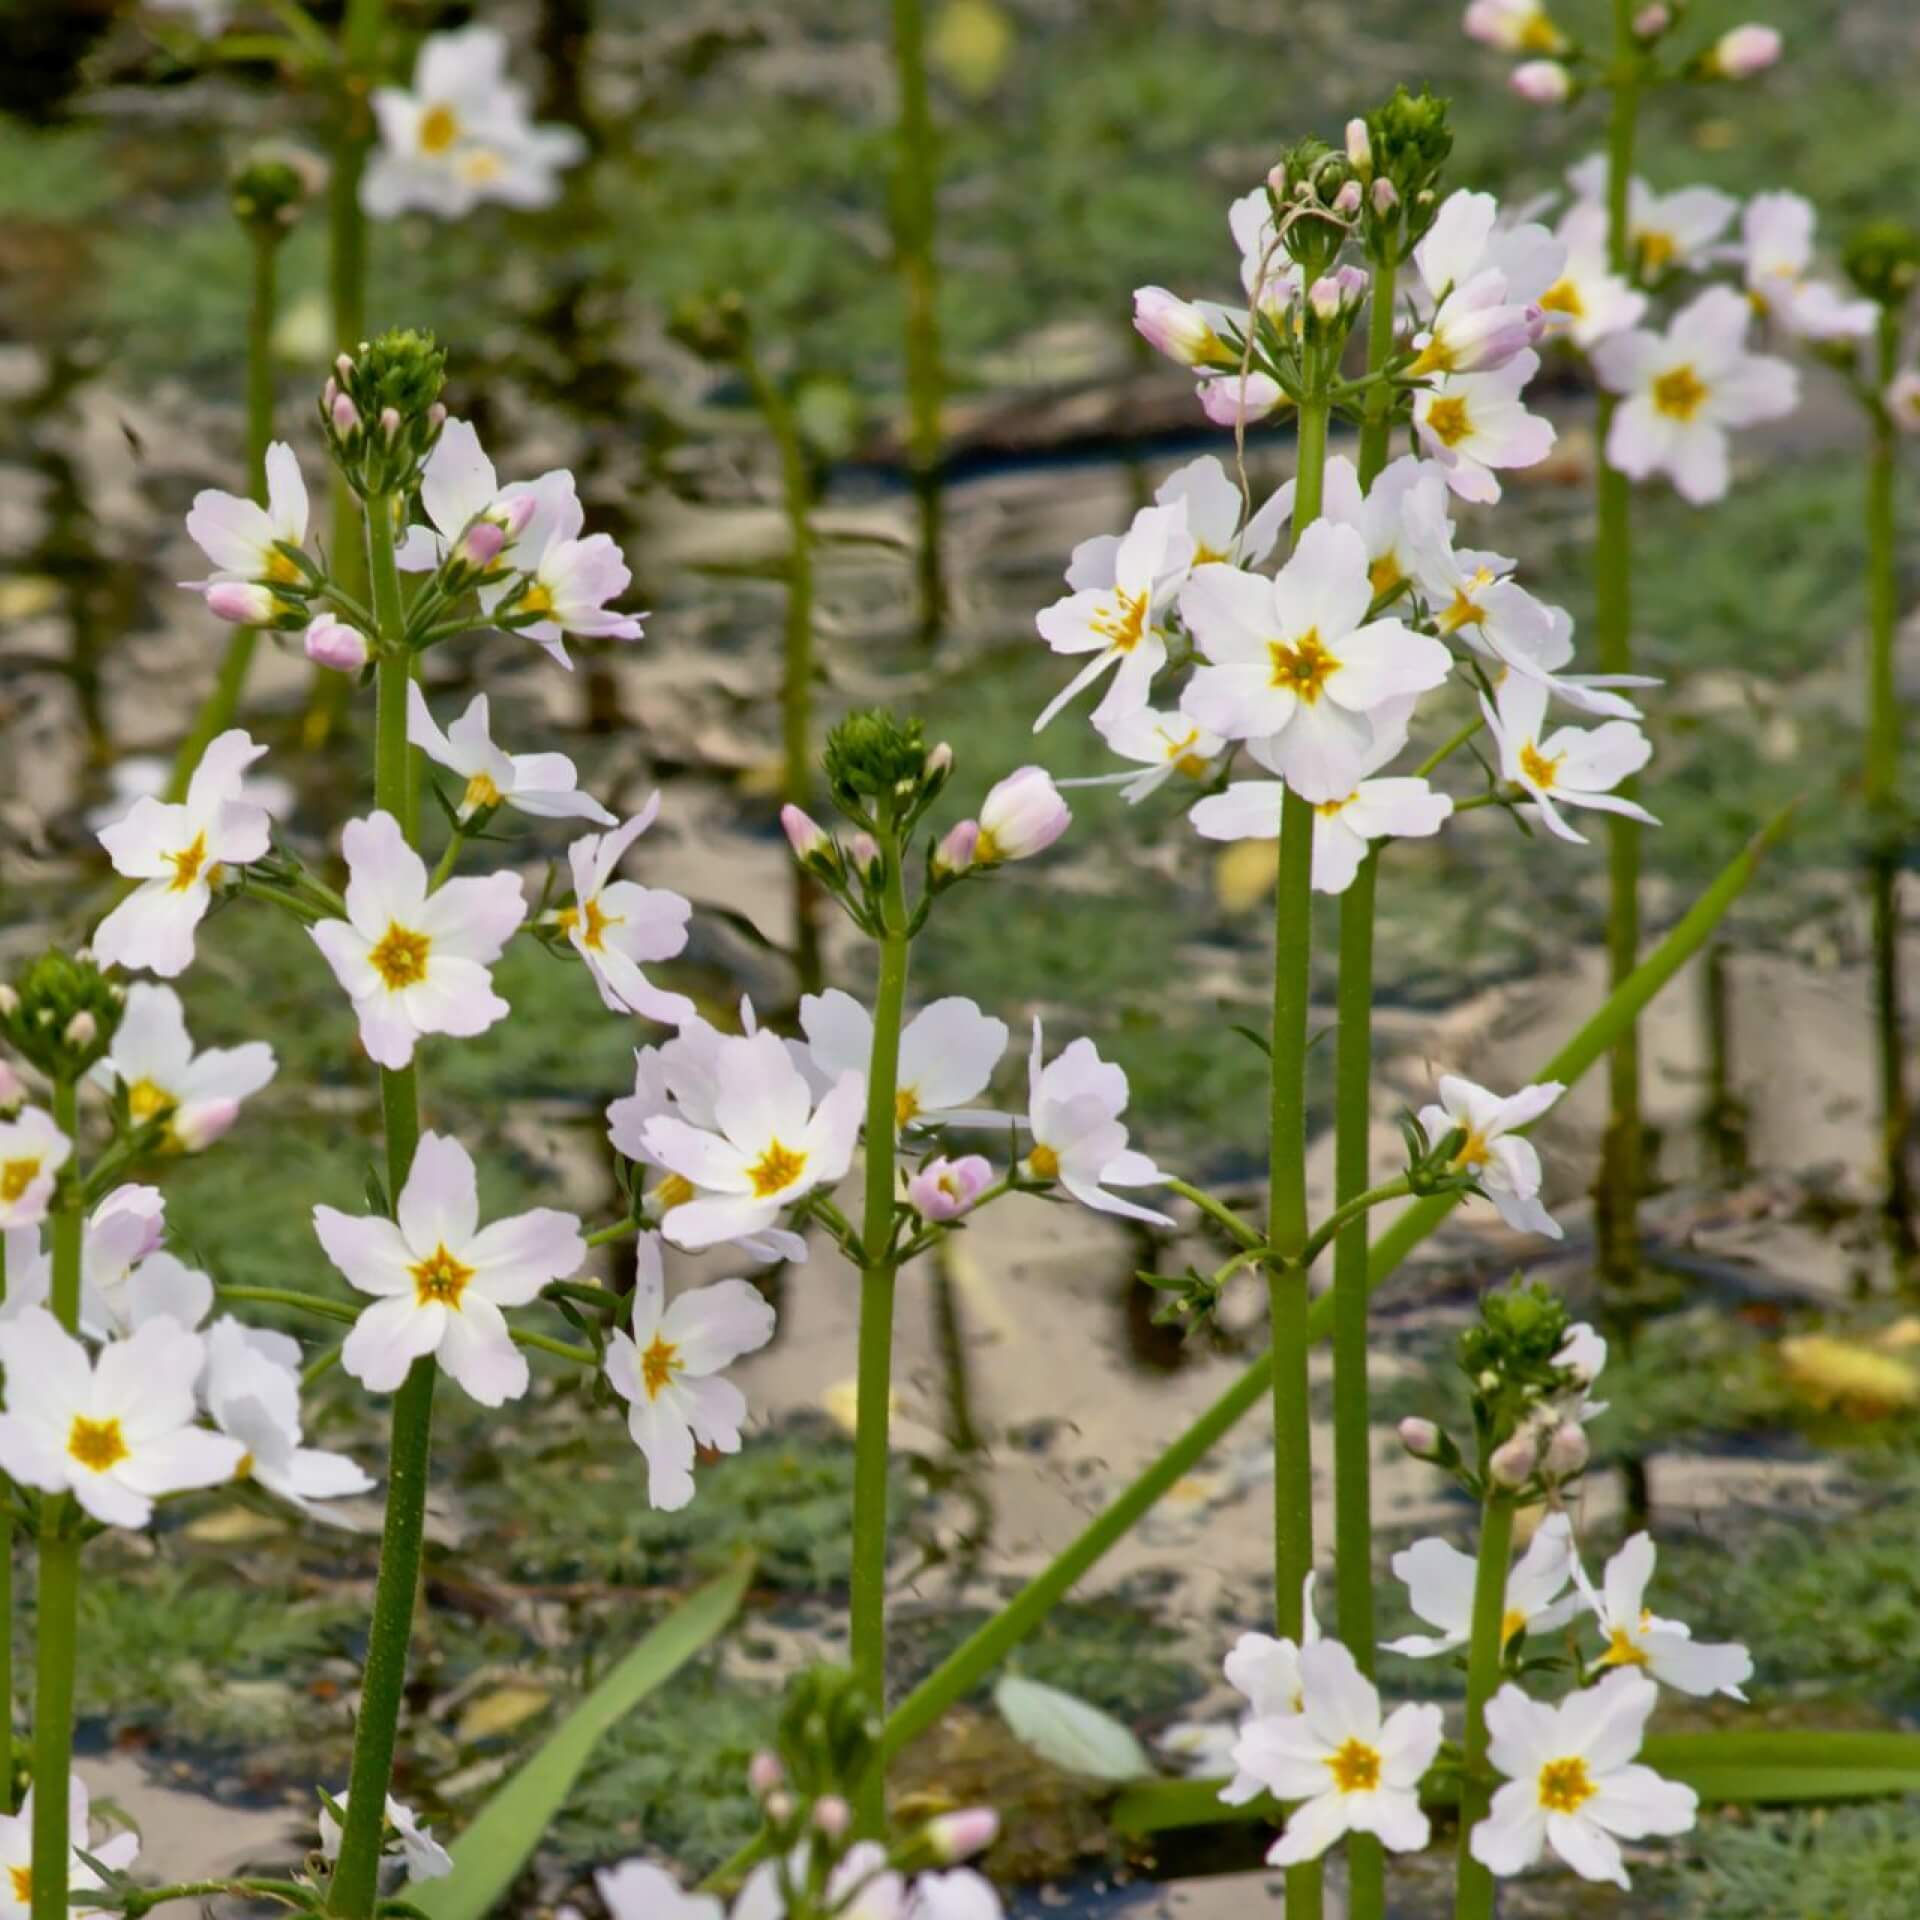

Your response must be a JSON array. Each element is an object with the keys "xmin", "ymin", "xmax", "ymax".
[
  {"xmin": 1518, "ymin": 741, "xmax": 1563, "ymax": 791},
  {"xmin": 67, "ymin": 1414, "xmax": 129, "ymax": 1473},
  {"xmin": 419, "ymin": 103, "xmax": 460, "ymax": 154},
  {"xmin": 0, "ymin": 1158, "xmax": 42, "ymax": 1205},
  {"xmin": 640, "ymin": 1333, "xmax": 681, "ymax": 1400},
  {"xmin": 166, "ymin": 832, "xmax": 210, "ymax": 893},
  {"xmin": 1638, "ymin": 229, "xmax": 1677, "ymax": 275},
  {"xmin": 9, "ymin": 1865, "xmax": 29, "ymax": 1903},
  {"xmin": 1315, "ymin": 794, "xmax": 1352, "ymax": 819},
  {"xmin": 1439, "ymin": 568, "xmax": 1497, "ymax": 635},
  {"xmin": 1652, "ymin": 364, "xmax": 1709, "ymax": 421},
  {"xmin": 461, "ymin": 149, "xmax": 505, "ymax": 185},
  {"xmin": 1091, "ymin": 588, "xmax": 1149, "ymax": 654},
  {"xmin": 368, "ymin": 921, "xmax": 433, "ymax": 991},
  {"xmin": 1191, "ymin": 541, "xmax": 1231, "ymax": 566},
  {"xmin": 513, "ymin": 581, "xmax": 556, "ymax": 618},
  {"xmin": 1368, "ymin": 552, "xmax": 1405, "ymax": 599},
  {"xmin": 1027, "ymin": 1142, "xmax": 1061, "ymax": 1180},
  {"xmin": 1600, "ymin": 1624, "xmax": 1651, "ymax": 1668},
  {"xmin": 972, "ymin": 827, "xmax": 1005, "ymax": 864},
  {"xmin": 746, "ymin": 1139, "xmax": 807, "ymax": 1198},
  {"xmin": 1410, "ymin": 337, "xmax": 1455, "ymax": 378},
  {"xmin": 1424, "ymin": 395, "xmax": 1473, "ymax": 447},
  {"xmin": 462, "ymin": 771, "xmax": 504, "ymax": 814},
  {"xmin": 128, "ymin": 1078, "xmax": 176, "ymax": 1123},
  {"xmin": 1268, "ymin": 628, "xmax": 1335, "ymax": 703},
  {"xmin": 895, "ymin": 1087, "xmax": 921, "ymax": 1129},
  {"xmin": 1536, "ymin": 1754, "xmax": 1597, "ymax": 1815},
  {"xmin": 1326, "ymin": 1737, "xmax": 1382, "ymax": 1794},
  {"xmin": 1500, "ymin": 1607, "xmax": 1529, "ymax": 1649},
  {"xmin": 234, "ymin": 1451, "xmax": 255, "ymax": 1480},
  {"xmin": 1158, "ymin": 725, "xmax": 1201, "ymax": 765},
  {"xmin": 653, "ymin": 1173, "xmax": 695, "ymax": 1213},
  {"xmin": 559, "ymin": 895, "xmax": 620, "ymax": 952},
  {"xmin": 1451, "ymin": 1129, "xmax": 1490, "ymax": 1172},
  {"xmin": 1539, "ymin": 277, "xmax": 1584, "ymax": 319},
  {"xmin": 411, "ymin": 1242, "xmax": 475, "ymax": 1309},
  {"xmin": 1518, "ymin": 12, "xmax": 1563, "ymax": 53}
]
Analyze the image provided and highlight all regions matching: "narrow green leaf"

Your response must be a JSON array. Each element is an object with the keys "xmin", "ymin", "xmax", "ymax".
[{"xmin": 412, "ymin": 1555, "xmax": 755, "ymax": 1920}]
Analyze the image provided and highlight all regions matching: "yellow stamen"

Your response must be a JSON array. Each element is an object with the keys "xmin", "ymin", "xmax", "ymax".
[
  {"xmin": 67, "ymin": 1415, "xmax": 129, "ymax": 1473},
  {"xmin": 1424, "ymin": 395, "xmax": 1473, "ymax": 447},
  {"xmin": 1315, "ymin": 795, "xmax": 1352, "ymax": 819},
  {"xmin": 1027, "ymin": 1142, "xmax": 1061, "ymax": 1180},
  {"xmin": 1451, "ymin": 1129, "xmax": 1489, "ymax": 1172},
  {"xmin": 1536, "ymin": 1755, "xmax": 1597, "ymax": 1815},
  {"xmin": 368, "ymin": 921, "xmax": 432, "ymax": 991},
  {"xmin": 0, "ymin": 1158, "xmax": 42, "ymax": 1205},
  {"xmin": 410, "ymin": 1243, "xmax": 475, "ymax": 1309},
  {"xmin": 1638, "ymin": 230, "xmax": 1676, "ymax": 275},
  {"xmin": 128, "ymin": 1078, "xmax": 176, "ymax": 1124},
  {"xmin": 461, "ymin": 149, "xmax": 504, "ymax": 185},
  {"xmin": 895, "ymin": 1087, "xmax": 921, "ymax": 1129},
  {"xmin": 1409, "ymin": 337, "xmax": 1454, "ymax": 378},
  {"xmin": 234, "ymin": 1452, "xmax": 255, "ymax": 1481},
  {"xmin": 513, "ymin": 582, "xmax": 556, "ymax": 619},
  {"xmin": 653, "ymin": 1173, "xmax": 695, "ymax": 1213},
  {"xmin": 1368, "ymin": 552, "xmax": 1406, "ymax": 599},
  {"xmin": 1091, "ymin": 588, "xmax": 1149, "ymax": 654},
  {"xmin": 746, "ymin": 1139, "xmax": 807, "ymax": 1197},
  {"xmin": 418, "ymin": 103, "xmax": 460, "ymax": 154},
  {"xmin": 1268, "ymin": 628, "xmax": 1335, "ymax": 703},
  {"xmin": 1539, "ymin": 277, "xmax": 1584, "ymax": 319},
  {"xmin": 1518, "ymin": 14, "xmax": 1563, "ymax": 54},
  {"xmin": 558, "ymin": 895, "xmax": 620, "ymax": 952},
  {"xmin": 1191, "ymin": 541, "xmax": 1231, "ymax": 566},
  {"xmin": 166, "ymin": 832, "xmax": 210, "ymax": 893},
  {"xmin": 9, "ymin": 1866, "xmax": 29, "ymax": 1903},
  {"xmin": 462, "ymin": 771, "xmax": 503, "ymax": 814},
  {"xmin": 264, "ymin": 548, "xmax": 303, "ymax": 585},
  {"xmin": 1652, "ymin": 364, "xmax": 1709, "ymax": 421},
  {"xmin": 1500, "ymin": 1607, "xmax": 1528, "ymax": 1649},
  {"xmin": 1518, "ymin": 741, "xmax": 1563, "ymax": 791},
  {"xmin": 1600, "ymin": 1625, "xmax": 1650, "ymax": 1669},
  {"xmin": 1327, "ymin": 1737, "xmax": 1382, "ymax": 1794},
  {"xmin": 640, "ymin": 1333, "xmax": 680, "ymax": 1400}
]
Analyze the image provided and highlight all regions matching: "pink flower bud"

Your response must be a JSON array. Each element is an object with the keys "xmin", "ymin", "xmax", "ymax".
[
  {"xmin": 1265, "ymin": 162, "xmax": 1288, "ymax": 198},
  {"xmin": 1541, "ymin": 1421, "xmax": 1590, "ymax": 1479},
  {"xmin": 975, "ymin": 767, "xmax": 1070, "ymax": 864},
  {"xmin": 453, "ymin": 520, "xmax": 507, "ymax": 572},
  {"xmin": 63, "ymin": 1012, "xmax": 96, "ymax": 1047},
  {"xmin": 1309, "ymin": 276, "xmax": 1343, "ymax": 322},
  {"xmin": 304, "ymin": 612, "xmax": 371, "ymax": 674},
  {"xmin": 747, "ymin": 1751, "xmax": 784, "ymax": 1797},
  {"xmin": 1488, "ymin": 1431, "xmax": 1539, "ymax": 1489},
  {"xmin": 335, "ymin": 352, "xmax": 354, "ymax": 381},
  {"xmin": 1887, "ymin": 370, "xmax": 1920, "ymax": 433},
  {"xmin": 427, "ymin": 402, "xmax": 448, "ymax": 430},
  {"xmin": 847, "ymin": 831, "xmax": 881, "ymax": 875},
  {"xmin": 811, "ymin": 1795, "xmax": 851, "ymax": 1840},
  {"xmin": 1335, "ymin": 264, "xmax": 1370, "ymax": 304},
  {"xmin": 781, "ymin": 804, "xmax": 832, "ymax": 863},
  {"xmin": 492, "ymin": 492, "xmax": 540, "ymax": 539},
  {"xmin": 927, "ymin": 741, "xmax": 954, "ymax": 780},
  {"xmin": 933, "ymin": 818, "xmax": 980, "ymax": 878},
  {"xmin": 926, "ymin": 1808, "xmax": 1000, "ymax": 1864},
  {"xmin": 176, "ymin": 1097, "xmax": 240, "ymax": 1151},
  {"xmin": 907, "ymin": 1155, "xmax": 993, "ymax": 1222},
  {"xmin": 379, "ymin": 405, "xmax": 402, "ymax": 440},
  {"xmin": 1371, "ymin": 178, "xmax": 1399, "ymax": 217},
  {"xmin": 1509, "ymin": 59, "xmax": 1573, "ymax": 104},
  {"xmin": 1332, "ymin": 180, "xmax": 1362, "ymax": 217},
  {"xmin": 331, "ymin": 393, "xmax": 360, "ymax": 434},
  {"xmin": 0, "ymin": 1060, "xmax": 23, "ymax": 1113},
  {"xmin": 1398, "ymin": 1416, "xmax": 1440, "ymax": 1458},
  {"xmin": 205, "ymin": 581, "xmax": 278, "ymax": 625},
  {"xmin": 1710, "ymin": 23, "xmax": 1781, "ymax": 77},
  {"xmin": 1196, "ymin": 371, "xmax": 1286, "ymax": 429},
  {"xmin": 1344, "ymin": 118, "xmax": 1372, "ymax": 176},
  {"xmin": 1133, "ymin": 286, "xmax": 1225, "ymax": 367},
  {"xmin": 0, "ymin": 986, "xmax": 18, "ymax": 1017},
  {"xmin": 1631, "ymin": 3, "xmax": 1670, "ymax": 36}
]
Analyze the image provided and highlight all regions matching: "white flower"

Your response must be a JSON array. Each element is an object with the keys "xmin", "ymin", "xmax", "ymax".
[
  {"xmin": 1062, "ymin": 706, "xmax": 1228, "ymax": 805},
  {"xmin": 91, "ymin": 981, "xmax": 276, "ymax": 1151},
  {"xmin": 1594, "ymin": 285, "xmax": 1799, "ymax": 504},
  {"xmin": 182, "ymin": 441, "xmax": 309, "ymax": 611},
  {"xmin": 1413, "ymin": 354, "xmax": 1557, "ymax": 504},
  {"xmin": 362, "ymin": 26, "xmax": 586, "ymax": 222},
  {"xmin": 0, "ymin": 1107, "xmax": 71, "ymax": 1230},
  {"xmin": 594, "ymin": 1861, "xmax": 721, "ymax": 1920},
  {"xmin": 1417, "ymin": 1072, "xmax": 1566, "ymax": 1239},
  {"xmin": 86, "ymin": 756, "xmax": 291, "ymax": 835},
  {"xmin": 1463, "ymin": 0, "xmax": 1568, "ymax": 55},
  {"xmin": 1740, "ymin": 192, "xmax": 1877, "ymax": 343},
  {"xmin": 1538, "ymin": 201, "xmax": 1648, "ymax": 350},
  {"xmin": 1472, "ymin": 1669, "xmax": 1696, "ymax": 1889},
  {"xmin": 0, "ymin": 1309, "xmax": 240, "ymax": 1527},
  {"xmin": 1576, "ymin": 1533, "xmax": 1753, "ymax": 1698},
  {"xmin": 77, "ymin": 1186, "xmax": 215, "ymax": 1339},
  {"xmin": 801, "ymin": 991, "xmax": 1008, "ymax": 1132},
  {"xmin": 1564, "ymin": 162, "xmax": 1739, "ymax": 280},
  {"xmin": 311, "ymin": 811, "xmax": 526, "ymax": 1069},
  {"xmin": 407, "ymin": 683, "xmax": 614, "ymax": 825},
  {"xmin": 1020, "ymin": 1018, "xmax": 1170, "ymax": 1225},
  {"xmin": 1510, "ymin": 58, "xmax": 1572, "ymax": 104},
  {"xmin": 559, "ymin": 801, "xmax": 695, "ymax": 1024},
  {"xmin": 203, "ymin": 1316, "xmax": 374, "ymax": 1517},
  {"xmin": 640, "ymin": 1030, "xmax": 865, "ymax": 1252},
  {"xmin": 1034, "ymin": 501, "xmax": 1192, "ymax": 732},
  {"xmin": 605, "ymin": 1232, "xmax": 775, "ymax": 1510},
  {"xmin": 1491, "ymin": 604, "xmax": 1656, "ymax": 721},
  {"xmin": 316, "ymin": 1132, "xmax": 586, "ymax": 1406},
  {"xmin": 1217, "ymin": 1572, "xmax": 1322, "ymax": 1805},
  {"xmin": 1190, "ymin": 695, "xmax": 1453, "ymax": 894},
  {"xmin": 318, "ymin": 1790, "xmax": 453, "ymax": 1883},
  {"xmin": 1482, "ymin": 675, "xmax": 1658, "ymax": 846},
  {"xmin": 1304, "ymin": 454, "xmax": 1455, "ymax": 607},
  {"xmin": 1410, "ymin": 192, "xmax": 1558, "ymax": 379},
  {"xmin": 1157, "ymin": 454, "xmax": 1291, "ymax": 569},
  {"xmin": 1179, "ymin": 520, "xmax": 1451, "ymax": 802},
  {"xmin": 1230, "ymin": 1640, "xmax": 1443, "ymax": 1865},
  {"xmin": 907, "ymin": 1871, "xmax": 1003, "ymax": 1920},
  {"xmin": 975, "ymin": 767, "xmax": 1072, "ymax": 863},
  {"xmin": 395, "ymin": 418, "xmax": 580, "ymax": 583},
  {"xmin": 93, "ymin": 730, "xmax": 274, "ymax": 978},
  {"xmin": 0, "ymin": 1228, "xmax": 49, "ymax": 1320},
  {"xmin": 0, "ymin": 1773, "xmax": 139, "ymax": 1920},
  {"xmin": 495, "ymin": 529, "xmax": 645, "ymax": 668},
  {"xmin": 1386, "ymin": 1512, "xmax": 1579, "ymax": 1658}
]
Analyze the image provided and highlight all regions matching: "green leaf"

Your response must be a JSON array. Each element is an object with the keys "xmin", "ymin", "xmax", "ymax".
[
  {"xmin": 993, "ymin": 1674, "xmax": 1154, "ymax": 1782},
  {"xmin": 412, "ymin": 1555, "xmax": 755, "ymax": 1920}
]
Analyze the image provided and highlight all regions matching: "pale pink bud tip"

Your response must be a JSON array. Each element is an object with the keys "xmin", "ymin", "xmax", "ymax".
[
  {"xmin": 1344, "ymin": 118, "xmax": 1372, "ymax": 175},
  {"xmin": 1398, "ymin": 1417, "xmax": 1440, "ymax": 1457},
  {"xmin": 304, "ymin": 613, "xmax": 371, "ymax": 674},
  {"xmin": 848, "ymin": 832, "xmax": 881, "ymax": 872},
  {"xmin": 780, "ymin": 804, "xmax": 830, "ymax": 861},
  {"xmin": 496, "ymin": 494, "xmax": 540, "ymax": 538},
  {"xmin": 746, "ymin": 1751, "xmax": 784, "ymax": 1797},
  {"xmin": 1510, "ymin": 60, "xmax": 1573, "ymax": 104},
  {"xmin": 927, "ymin": 1809, "xmax": 1000, "ymax": 1864},
  {"xmin": 976, "ymin": 767, "xmax": 1070, "ymax": 864},
  {"xmin": 1632, "ymin": 3, "xmax": 1670, "ymax": 36},
  {"xmin": 0, "ymin": 1061, "xmax": 23, "ymax": 1111},
  {"xmin": 455, "ymin": 521, "xmax": 507, "ymax": 571},
  {"xmin": 205, "ymin": 581, "xmax": 277, "ymax": 625},
  {"xmin": 927, "ymin": 741, "xmax": 954, "ymax": 778},
  {"xmin": 1331, "ymin": 180, "xmax": 1362, "ymax": 217},
  {"xmin": 331, "ymin": 393, "xmax": 360, "ymax": 433},
  {"xmin": 933, "ymin": 819, "xmax": 980, "ymax": 877},
  {"xmin": 379, "ymin": 406, "xmax": 402, "ymax": 439},
  {"xmin": 1542, "ymin": 1422, "xmax": 1590, "ymax": 1478},
  {"xmin": 907, "ymin": 1155, "xmax": 993, "ymax": 1222},
  {"xmin": 63, "ymin": 1012, "xmax": 97, "ymax": 1046},
  {"xmin": 1133, "ymin": 287, "xmax": 1222, "ymax": 368},
  {"xmin": 811, "ymin": 1796, "xmax": 852, "ymax": 1840},
  {"xmin": 1488, "ymin": 1432, "xmax": 1539, "ymax": 1489},
  {"xmin": 1712, "ymin": 23, "xmax": 1781, "ymax": 76},
  {"xmin": 0, "ymin": 987, "xmax": 18, "ymax": 1018},
  {"xmin": 1371, "ymin": 178, "xmax": 1399, "ymax": 217}
]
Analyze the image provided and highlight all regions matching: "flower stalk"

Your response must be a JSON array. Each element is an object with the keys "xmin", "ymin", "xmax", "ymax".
[{"xmin": 1453, "ymin": 1493, "xmax": 1517, "ymax": 1920}]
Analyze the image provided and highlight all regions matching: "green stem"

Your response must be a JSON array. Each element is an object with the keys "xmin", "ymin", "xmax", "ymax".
[
  {"xmin": 29, "ymin": 1080, "xmax": 82, "ymax": 1920},
  {"xmin": 215, "ymin": 1286, "xmax": 359, "ymax": 1325},
  {"xmin": 740, "ymin": 343, "xmax": 823, "ymax": 994},
  {"xmin": 851, "ymin": 833, "xmax": 912, "ymax": 1833},
  {"xmin": 890, "ymin": 0, "xmax": 943, "ymax": 643},
  {"xmin": 1356, "ymin": 255, "xmax": 1400, "ymax": 490},
  {"xmin": 1165, "ymin": 1176, "xmax": 1263, "ymax": 1250},
  {"xmin": 167, "ymin": 226, "xmax": 280, "ymax": 802},
  {"xmin": 1865, "ymin": 305, "xmax": 1901, "ymax": 812},
  {"xmin": 1453, "ymin": 1495, "xmax": 1516, "ymax": 1920},
  {"xmin": 1594, "ymin": 0, "xmax": 1643, "ymax": 1292},
  {"xmin": 430, "ymin": 828, "xmax": 467, "ymax": 893},
  {"xmin": 327, "ymin": 483, "xmax": 435, "ymax": 1920}
]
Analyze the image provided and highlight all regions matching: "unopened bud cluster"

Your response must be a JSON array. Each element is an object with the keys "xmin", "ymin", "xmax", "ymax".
[
  {"xmin": 318, "ymin": 329, "xmax": 450, "ymax": 499},
  {"xmin": 1357, "ymin": 85, "xmax": 1454, "ymax": 260},
  {"xmin": 229, "ymin": 147, "xmax": 322, "ymax": 238},
  {"xmin": 0, "ymin": 948, "xmax": 125, "ymax": 1082}
]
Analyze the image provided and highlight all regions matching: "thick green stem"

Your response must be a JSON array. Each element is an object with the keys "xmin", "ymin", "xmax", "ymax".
[
  {"xmin": 851, "ymin": 837, "xmax": 912, "ymax": 1833},
  {"xmin": 167, "ymin": 226, "xmax": 280, "ymax": 802},
  {"xmin": 1356, "ymin": 255, "xmax": 1400, "ymax": 490},
  {"xmin": 1454, "ymin": 1495, "xmax": 1516, "ymax": 1920},
  {"xmin": 889, "ymin": 0, "xmax": 943, "ymax": 642},
  {"xmin": 1593, "ymin": 2, "xmax": 1643, "ymax": 1291},
  {"xmin": 29, "ymin": 1078, "xmax": 82, "ymax": 1920},
  {"xmin": 327, "ymin": 489, "xmax": 434, "ymax": 1920},
  {"xmin": 741, "ymin": 345, "xmax": 824, "ymax": 995}
]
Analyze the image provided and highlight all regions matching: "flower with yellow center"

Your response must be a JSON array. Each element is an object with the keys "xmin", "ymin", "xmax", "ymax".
[
  {"xmin": 558, "ymin": 803, "xmax": 695, "ymax": 1026},
  {"xmin": 606, "ymin": 1232, "xmax": 777, "ymax": 1511},
  {"xmin": 318, "ymin": 1131, "xmax": 586, "ymax": 1408},
  {"xmin": 800, "ymin": 990, "xmax": 1010, "ymax": 1138},
  {"xmin": 1385, "ymin": 1513, "xmax": 1579, "ymax": 1661},
  {"xmin": 1412, "ymin": 357, "xmax": 1556, "ymax": 506},
  {"xmin": 0, "ymin": 1771, "xmax": 141, "ymax": 1916},
  {"xmin": 1574, "ymin": 1532, "xmax": 1752, "ymax": 1699},
  {"xmin": 1015, "ymin": 1016, "xmax": 1171, "ymax": 1225},
  {"xmin": 90, "ymin": 982, "xmax": 276, "ymax": 1155},
  {"xmin": 0, "ymin": 1107, "xmax": 71, "ymax": 1230},
  {"xmin": 1483, "ymin": 675, "xmax": 1658, "ymax": 851},
  {"xmin": 407, "ymin": 683, "xmax": 615, "ymax": 829},
  {"xmin": 184, "ymin": 441, "xmax": 310, "ymax": 596},
  {"xmin": 1416, "ymin": 1069, "xmax": 1566, "ymax": 1242}
]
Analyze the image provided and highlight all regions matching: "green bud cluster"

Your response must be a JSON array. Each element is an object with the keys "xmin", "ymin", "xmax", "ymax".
[
  {"xmin": 1843, "ymin": 221, "xmax": 1920, "ymax": 309},
  {"xmin": 1271, "ymin": 137, "xmax": 1355, "ymax": 282},
  {"xmin": 1458, "ymin": 1278, "xmax": 1576, "ymax": 1446},
  {"xmin": 229, "ymin": 148, "xmax": 317, "ymax": 238},
  {"xmin": 821, "ymin": 709, "xmax": 948, "ymax": 826},
  {"xmin": 0, "ymin": 948, "xmax": 124, "ymax": 1082},
  {"xmin": 319, "ymin": 328, "xmax": 450, "ymax": 500},
  {"xmin": 1363, "ymin": 86, "xmax": 1454, "ymax": 259},
  {"xmin": 774, "ymin": 1665, "xmax": 881, "ymax": 1803}
]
